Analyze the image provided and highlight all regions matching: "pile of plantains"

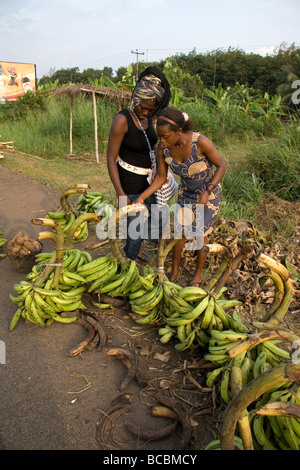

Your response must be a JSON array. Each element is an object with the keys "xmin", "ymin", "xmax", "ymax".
[{"xmin": 8, "ymin": 184, "xmax": 300, "ymax": 451}]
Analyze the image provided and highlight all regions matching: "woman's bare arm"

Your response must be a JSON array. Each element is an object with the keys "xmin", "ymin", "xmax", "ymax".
[
  {"xmin": 197, "ymin": 135, "xmax": 227, "ymax": 205},
  {"xmin": 106, "ymin": 114, "xmax": 130, "ymax": 205}
]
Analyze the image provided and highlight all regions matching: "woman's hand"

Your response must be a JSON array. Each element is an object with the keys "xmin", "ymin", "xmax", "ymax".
[
  {"xmin": 118, "ymin": 194, "xmax": 132, "ymax": 208},
  {"xmin": 133, "ymin": 196, "xmax": 144, "ymax": 205},
  {"xmin": 196, "ymin": 190, "xmax": 209, "ymax": 206}
]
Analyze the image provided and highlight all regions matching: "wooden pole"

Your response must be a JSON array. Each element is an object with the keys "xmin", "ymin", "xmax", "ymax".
[
  {"xmin": 69, "ymin": 95, "xmax": 73, "ymax": 156},
  {"xmin": 92, "ymin": 91, "xmax": 99, "ymax": 163}
]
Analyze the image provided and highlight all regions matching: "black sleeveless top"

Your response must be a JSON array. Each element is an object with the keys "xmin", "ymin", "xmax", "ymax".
[{"xmin": 117, "ymin": 108, "xmax": 158, "ymax": 195}]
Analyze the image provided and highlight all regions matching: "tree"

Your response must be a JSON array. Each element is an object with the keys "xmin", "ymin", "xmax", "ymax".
[{"xmin": 51, "ymin": 67, "xmax": 81, "ymax": 84}]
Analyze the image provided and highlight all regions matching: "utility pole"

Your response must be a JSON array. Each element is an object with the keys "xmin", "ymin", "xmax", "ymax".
[{"xmin": 131, "ymin": 49, "xmax": 145, "ymax": 80}]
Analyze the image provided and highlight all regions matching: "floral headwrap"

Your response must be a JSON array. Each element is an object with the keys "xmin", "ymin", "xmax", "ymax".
[{"xmin": 130, "ymin": 74, "xmax": 165, "ymax": 109}]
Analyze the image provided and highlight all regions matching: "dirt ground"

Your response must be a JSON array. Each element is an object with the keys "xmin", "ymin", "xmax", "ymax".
[{"xmin": 0, "ymin": 166, "xmax": 222, "ymax": 452}]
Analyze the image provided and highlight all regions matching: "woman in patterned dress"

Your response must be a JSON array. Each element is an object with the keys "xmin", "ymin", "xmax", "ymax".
[{"xmin": 150, "ymin": 107, "xmax": 227, "ymax": 286}]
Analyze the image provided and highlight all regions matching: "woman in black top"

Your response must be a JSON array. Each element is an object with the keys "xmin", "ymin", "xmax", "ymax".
[{"xmin": 107, "ymin": 67, "xmax": 171, "ymax": 261}]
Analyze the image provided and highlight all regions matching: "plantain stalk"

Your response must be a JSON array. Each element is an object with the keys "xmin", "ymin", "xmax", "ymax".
[
  {"xmin": 51, "ymin": 248, "xmax": 65, "ymax": 289},
  {"xmin": 230, "ymin": 365, "xmax": 254, "ymax": 450},
  {"xmin": 257, "ymin": 253, "xmax": 290, "ymax": 282},
  {"xmin": 268, "ymin": 277, "xmax": 294, "ymax": 325},
  {"xmin": 163, "ymin": 238, "xmax": 181, "ymax": 258},
  {"xmin": 108, "ymin": 238, "xmax": 126, "ymax": 267},
  {"xmin": 68, "ymin": 183, "xmax": 90, "ymax": 190},
  {"xmin": 32, "ymin": 217, "xmax": 65, "ymax": 247},
  {"xmin": 33, "ymin": 218, "xmax": 66, "ymax": 288},
  {"xmin": 60, "ymin": 188, "xmax": 87, "ymax": 214},
  {"xmin": 157, "ymin": 238, "xmax": 166, "ymax": 283},
  {"xmin": 205, "ymin": 254, "xmax": 231, "ymax": 291},
  {"xmin": 227, "ymin": 329, "xmax": 299, "ymax": 358},
  {"xmin": 65, "ymin": 212, "xmax": 99, "ymax": 250},
  {"xmin": 220, "ymin": 363, "xmax": 300, "ymax": 450},
  {"xmin": 252, "ymin": 321, "xmax": 298, "ymax": 337},
  {"xmin": 156, "ymin": 237, "xmax": 181, "ymax": 283},
  {"xmin": 211, "ymin": 244, "xmax": 255, "ymax": 296},
  {"xmin": 33, "ymin": 249, "xmax": 57, "ymax": 287},
  {"xmin": 201, "ymin": 243, "xmax": 230, "ymax": 255},
  {"xmin": 262, "ymin": 269, "xmax": 285, "ymax": 321},
  {"xmin": 255, "ymin": 401, "xmax": 300, "ymax": 418}
]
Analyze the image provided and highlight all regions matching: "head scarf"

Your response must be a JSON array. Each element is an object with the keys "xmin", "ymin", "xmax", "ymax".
[
  {"xmin": 130, "ymin": 74, "xmax": 165, "ymax": 108},
  {"xmin": 129, "ymin": 67, "xmax": 171, "ymax": 117}
]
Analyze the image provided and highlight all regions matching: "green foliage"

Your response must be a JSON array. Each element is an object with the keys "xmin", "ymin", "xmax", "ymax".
[
  {"xmin": 0, "ymin": 95, "xmax": 116, "ymax": 157},
  {"xmin": 246, "ymin": 124, "xmax": 300, "ymax": 202},
  {"xmin": 117, "ymin": 64, "xmax": 136, "ymax": 90},
  {"xmin": 220, "ymin": 163, "xmax": 264, "ymax": 221},
  {"xmin": 0, "ymin": 91, "xmax": 47, "ymax": 121},
  {"xmin": 37, "ymin": 78, "xmax": 60, "ymax": 91},
  {"xmin": 172, "ymin": 44, "xmax": 300, "ymax": 100}
]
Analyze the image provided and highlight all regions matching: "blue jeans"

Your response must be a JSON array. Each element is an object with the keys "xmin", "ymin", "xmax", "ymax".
[{"xmin": 124, "ymin": 194, "xmax": 169, "ymax": 260}]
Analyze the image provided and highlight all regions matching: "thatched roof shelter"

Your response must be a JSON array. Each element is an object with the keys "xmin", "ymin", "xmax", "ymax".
[
  {"xmin": 50, "ymin": 83, "xmax": 131, "ymax": 105},
  {"xmin": 48, "ymin": 84, "xmax": 132, "ymax": 162}
]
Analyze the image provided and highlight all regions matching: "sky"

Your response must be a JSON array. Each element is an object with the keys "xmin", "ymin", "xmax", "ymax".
[{"xmin": 0, "ymin": 0, "xmax": 299, "ymax": 79}]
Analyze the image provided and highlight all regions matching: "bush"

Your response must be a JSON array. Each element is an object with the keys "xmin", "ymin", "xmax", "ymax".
[
  {"xmin": 246, "ymin": 124, "xmax": 300, "ymax": 202},
  {"xmin": 220, "ymin": 165, "xmax": 264, "ymax": 220},
  {"xmin": 0, "ymin": 91, "xmax": 47, "ymax": 121}
]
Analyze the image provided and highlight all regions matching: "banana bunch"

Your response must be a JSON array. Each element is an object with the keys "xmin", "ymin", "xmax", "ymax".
[
  {"xmin": 0, "ymin": 226, "xmax": 7, "ymax": 259},
  {"xmin": 205, "ymin": 329, "xmax": 250, "ymax": 403},
  {"xmin": 33, "ymin": 249, "xmax": 92, "ymax": 276},
  {"xmin": 76, "ymin": 253, "xmax": 120, "ymax": 293},
  {"xmin": 97, "ymin": 259, "xmax": 141, "ymax": 298},
  {"xmin": 158, "ymin": 325, "xmax": 177, "ymax": 344},
  {"xmin": 76, "ymin": 192, "xmax": 112, "ymax": 215},
  {"xmin": 45, "ymin": 210, "xmax": 89, "ymax": 243},
  {"xmin": 9, "ymin": 279, "xmax": 85, "ymax": 330},
  {"xmin": 251, "ymin": 384, "xmax": 300, "ymax": 450},
  {"xmin": 205, "ymin": 330, "xmax": 292, "ymax": 405},
  {"xmin": 129, "ymin": 274, "xmax": 164, "ymax": 325},
  {"xmin": 257, "ymin": 252, "xmax": 294, "ymax": 324},
  {"xmin": 252, "ymin": 340, "xmax": 290, "ymax": 375},
  {"xmin": 162, "ymin": 286, "xmax": 243, "ymax": 351}
]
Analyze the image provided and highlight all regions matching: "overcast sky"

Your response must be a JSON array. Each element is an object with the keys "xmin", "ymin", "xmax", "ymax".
[{"xmin": 1, "ymin": 0, "xmax": 299, "ymax": 78}]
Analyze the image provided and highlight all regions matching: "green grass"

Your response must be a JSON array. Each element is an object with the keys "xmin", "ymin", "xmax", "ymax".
[
  {"xmin": 246, "ymin": 125, "xmax": 300, "ymax": 202},
  {"xmin": 0, "ymin": 94, "xmax": 117, "ymax": 158}
]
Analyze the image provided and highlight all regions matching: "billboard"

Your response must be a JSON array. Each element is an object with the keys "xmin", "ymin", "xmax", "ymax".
[{"xmin": 0, "ymin": 61, "xmax": 36, "ymax": 103}]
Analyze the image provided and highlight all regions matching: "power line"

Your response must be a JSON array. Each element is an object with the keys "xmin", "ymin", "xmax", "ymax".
[
  {"xmin": 78, "ymin": 51, "xmax": 130, "ymax": 69},
  {"xmin": 131, "ymin": 49, "xmax": 145, "ymax": 79}
]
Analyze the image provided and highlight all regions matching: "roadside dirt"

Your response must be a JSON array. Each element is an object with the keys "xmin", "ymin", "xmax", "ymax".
[{"xmin": 0, "ymin": 166, "xmax": 221, "ymax": 452}]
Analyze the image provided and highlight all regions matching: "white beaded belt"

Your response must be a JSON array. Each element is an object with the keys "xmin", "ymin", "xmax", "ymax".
[{"xmin": 118, "ymin": 156, "xmax": 152, "ymax": 176}]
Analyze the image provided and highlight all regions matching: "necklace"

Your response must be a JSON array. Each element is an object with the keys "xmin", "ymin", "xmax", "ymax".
[
  {"xmin": 128, "ymin": 107, "xmax": 156, "ymax": 168},
  {"xmin": 128, "ymin": 106, "xmax": 149, "ymax": 130}
]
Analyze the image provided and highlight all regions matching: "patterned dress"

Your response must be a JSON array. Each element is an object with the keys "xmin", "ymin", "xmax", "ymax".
[{"xmin": 163, "ymin": 132, "xmax": 222, "ymax": 241}]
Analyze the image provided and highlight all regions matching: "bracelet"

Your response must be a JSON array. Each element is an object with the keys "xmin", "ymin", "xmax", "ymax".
[{"xmin": 206, "ymin": 183, "xmax": 216, "ymax": 195}]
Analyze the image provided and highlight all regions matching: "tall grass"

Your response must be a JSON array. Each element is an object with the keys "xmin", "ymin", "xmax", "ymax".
[
  {"xmin": 0, "ymin": 94, "xmax": 117, "ymax": 158},
  {"xmin": 246, "ymin": 124, "xmax": 300, "ymax": 202},
  {"xmin": 220, "ymin": 165, "xmax": 264, "ymax": 221}
]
